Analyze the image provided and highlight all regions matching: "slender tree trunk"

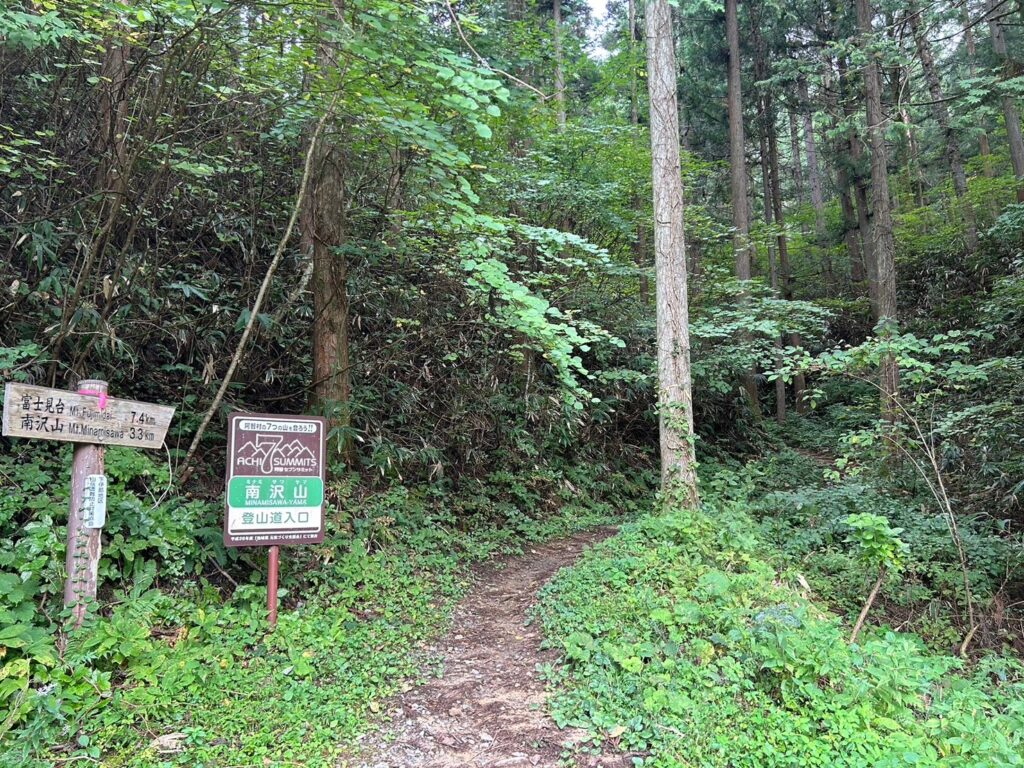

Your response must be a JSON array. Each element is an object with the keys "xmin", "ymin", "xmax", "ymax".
[
  {"xmin": 646, "ymin": 0, "xmax": 699, "ymax": 504},
  {"xmin": 850, "ymin": 567, "xmax": 886, "ymax": 643},
  {"xmin": 763, "ymin": 82, "xmax": 807, "ymax": 412},
  {"xmin": 759, "ymin": 132, "xmax": 787, "ymax": 424},
  {"xmin": 626, "ymin": 0, "xmax": 634, "ymax": 126},
  {"xmin": 727, "ymin": 0, "xmax": 751, "ymax": 278},
  {"xmin": 94, "ymin": 41, "xmax": 130, "ymax": 191},
  {"xmin": 303, "ymin": 39, "xmax": 352, "ymax": 459},
  {"xmin": 988, "ymin": 0, "xmax": 1024, "ymax": 201},
  {"xmin": 554, "ymin": 0, "xmax": 567, "ymax": 130},
  {"xmin": 788, "ymin": 109, "xmax": 805, "ymax": 203},
  {"xmin": 856, "ymin": 0, "xmax": 899, "ymax": 422},
  {"xmin": 838, "ymin": 169, "xmax": 867, "ymax": 287},
  {"xmin": 629, "ymin": 0, "xmax": 648, "ymax": 304},
  {"xmin": 963, "ymin": 10, "xmax": 994, "ymax": 179},
  {"xmin": 726, "ymin": 0, "xmax": 760, "ymax": 418},
  {"xmin": 798, "ymin": 78, "xmax": 832, "ymax": 294},
  {"xmin": 909, "ymin": 4, "xmax": 978, "ymax": 251}
]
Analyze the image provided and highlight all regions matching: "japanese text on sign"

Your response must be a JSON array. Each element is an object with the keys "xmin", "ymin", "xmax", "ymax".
[{"xmin": 224, "ymin": 413, "xmax": 326, "ymax": 547}]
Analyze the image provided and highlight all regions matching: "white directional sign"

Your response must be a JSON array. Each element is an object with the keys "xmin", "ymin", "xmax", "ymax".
[{"xmin": 2, "ymin": 383, "xmax": 175, "ymax": 449}]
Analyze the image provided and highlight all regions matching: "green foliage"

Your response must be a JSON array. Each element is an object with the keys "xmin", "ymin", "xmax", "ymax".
[
  {"xmin": 843, "ymin": 513, "xmax": 909, "ymax": 573},
  {"xmin": 0, "ymin": 445, "xmax": 649, "ymax": 763},
  {"xmin": 536, "ymin": 477, "xmax": 1024, "ymax": 767}
]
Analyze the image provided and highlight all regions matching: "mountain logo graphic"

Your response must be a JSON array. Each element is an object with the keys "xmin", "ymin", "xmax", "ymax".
[{"xmin": 235, "ymin": 435, "xmax": 317, "ymax": 473}]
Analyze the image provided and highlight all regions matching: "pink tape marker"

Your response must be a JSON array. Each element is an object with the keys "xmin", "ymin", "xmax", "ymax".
[{"xmin": 78, "ymin": 389, "xmax": 108, "ymax": 410}]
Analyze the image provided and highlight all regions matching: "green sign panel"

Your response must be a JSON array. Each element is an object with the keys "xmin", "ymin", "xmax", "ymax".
[{"xmin": 228, "ymin": 477, "xmax": 324, "ymax": 508}]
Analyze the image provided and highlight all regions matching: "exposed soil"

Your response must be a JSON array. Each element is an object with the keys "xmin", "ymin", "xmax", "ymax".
[{"xmin": 345, "ymin": 529, "xmax": 631, "ymax": 768}]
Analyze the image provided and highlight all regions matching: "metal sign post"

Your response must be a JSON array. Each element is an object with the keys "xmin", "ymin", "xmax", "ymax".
[
  {"xmin": 2, "ymin": 379, "xmax": 175, "ymax": 628},
  {"xmin": 267, "ymin": 546, "xmax": 280, "ymax": 627},
  {"xmin": 223, "ymin": 413, "xmax": 326, "ymax": 628}
]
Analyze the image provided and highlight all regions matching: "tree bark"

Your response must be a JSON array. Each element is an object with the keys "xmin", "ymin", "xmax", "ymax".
[
  {"xmin": 726, "ymin": 0, "xmax": 751, "ymax": 280},
  {"xmin": 646, "ymin": 0, "xmax": 700, "ymax": 504},
  {"xmin": 988, "ymin": 0, "xmax": 1024, "ymax": 201},
  {"xmin": 759, "ymin": 132, "xmax": 787, "ymax": 424},
  {"xmin": 304, "ymin": 136, "xmax": 352, "ymax": 458},
  {"xmin": 301, "ymin": 37, "xmax": 352, "ymax": 460},
  {"xmin": 726, "ymin": 0, "xmax": 760, "ymax": 418},
  {"xmin": 800, "ymin": 78, "xmax": 828, "ymax": 241},
  {"xmin": 554, "ymin": 0, "xmax": 567, "ymax": 130},
  {"xmin": 909, "ymin": 4, "xmax": 978, "ymax": 251},
  {"xmin": 963, "ymin": 8, "xmax": 994, "ymax": 180},
  {"xmin": 798, "ymin": 78, "xmax": 832, "ymax": 295},
  {"xmin": 856, "ymin": 0, "xmax": 899, "ymax": 422},
  {"xmin": 838, "ymin": 170, "xmax": 866, "ymax": 287},
  {"xmin": 788, "ymin": 109, "xmax": 805, "ymax": 204},
  {"xmin": 629, "ymin": 0, "xmax": 639, "ymax": 127},
  {"xmin": 838, "ymin": 55, "xmax": 878, "ymax": 314},
  {"xmin": 629, "ymin": 0, "xmax": 648, "ymax": 303}
]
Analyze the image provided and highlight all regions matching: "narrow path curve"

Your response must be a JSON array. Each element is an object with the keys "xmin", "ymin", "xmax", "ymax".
[{"xmin": 347, "ymin": 529, "xmax": 629, "ymax": 768}]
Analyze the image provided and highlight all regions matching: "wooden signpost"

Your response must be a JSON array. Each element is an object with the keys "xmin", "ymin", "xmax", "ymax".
[
  {"xmin": 224, "ymin": 412, "xmax": 326, "ymax": 627},
  {"xmin": 2, "ymin": 380, "xmax": 175, "ymax": 627}
]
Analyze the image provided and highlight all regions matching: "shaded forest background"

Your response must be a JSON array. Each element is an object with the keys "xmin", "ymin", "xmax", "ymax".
[{"xmin": 1, "ymin": 0, "xmax": 1024, "ymax": 764}]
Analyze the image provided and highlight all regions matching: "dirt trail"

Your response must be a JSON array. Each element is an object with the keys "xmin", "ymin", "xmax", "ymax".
[{"xmin": 348, "ymin": 529, "xmax": 630, "ymax": 768}]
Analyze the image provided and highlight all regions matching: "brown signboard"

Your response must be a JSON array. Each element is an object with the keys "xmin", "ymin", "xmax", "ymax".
[
  {"xmin": 224, "ymin": 412, "xmax": 326, "ymax": 547},
  {"xmin": 2, "ymin": 382, "xmax": 175, "ymax": 449}
]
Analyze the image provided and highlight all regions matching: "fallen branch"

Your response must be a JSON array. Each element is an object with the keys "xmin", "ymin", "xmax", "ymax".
[{"xmin": 850, "ymin": 566, "xmax": 886, "ymax": 643}]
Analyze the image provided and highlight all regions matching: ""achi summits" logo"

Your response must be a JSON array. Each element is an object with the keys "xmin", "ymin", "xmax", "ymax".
[{"xmin": 234, "ymin": 434, "xmax": 317, "ymax": 473}]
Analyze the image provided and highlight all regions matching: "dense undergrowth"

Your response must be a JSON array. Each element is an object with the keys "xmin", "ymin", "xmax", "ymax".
[
  {"xmin": 535, "ymin": 426, "xmax": 1024, "ymax": 767},
  {"xmin": 0, "ymin": 442, "xmax": 652, "ymax": 767}
]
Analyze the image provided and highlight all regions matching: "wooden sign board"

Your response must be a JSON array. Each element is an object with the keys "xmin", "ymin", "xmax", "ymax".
[
  {"xmin": 2, "ymin": 383, "xmax": 174, "ymax": 450},
  {"xmin": 224, "ymin": 413, "xmax": 326, "ymax": 547}
]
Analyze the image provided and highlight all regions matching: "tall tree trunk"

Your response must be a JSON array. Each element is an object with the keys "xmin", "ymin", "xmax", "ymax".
[
  {"xmin": 838, "ymin": 55, "xmax": 879, "ymax": 314},
  {"xmin": 798, "ymin": 76, "xmax": 832, "ymax": 292},
  {"xmin": 759, "ymin": 132, "xmax": 787, "ymax": 424},
  {"xmin": 762, "ymin": 75, "xmax": 807, "ymax": 412},
  {"xmin": 553, "ymin": 0, "xmax": 567, "ymax": 130},
  {"xmin": 838, "ymin": 168, "xmax": 867, "ymax": 287},
  {"xmin": 788, "ymin": 109, "xmax": 806, "ymax": 203},
  {"xmin": 856, "ymin": 0, "xmax": 899, "ymax": 422},
  {"xmin": 646, "ymin": 0, "xmax": 700, "ymax": 504},
  {"xmin": 629, "ymin": 0, "xmax": 639, "ymax": 127},
  {"xmin": 909, "ymin": 4, "xmax": 978, "ymax": 251},
  {"xmin": 726, "ymin": 0, "xmax": 760, "ymax": 418},
  {"xmin": 304, "ymin": 136, "xmax": 352, "ymax": 459},
  {"xmin": 963, "ymin": 8, "xmax": 994, "ymax": 179},
  {"xmin": 726, "ymin": 0, "xmax": 751, "ymax": 278},
  {"xmin": 94, "ymin": 41, "xmax": 131, "ymax": 191},
  {"xmin": 988, "ymin": 0, "xmax": 1024, "ymax": 201},
  {"xmin": 629, "ymin": 0, "xmax": 648, "ymax": 303}
]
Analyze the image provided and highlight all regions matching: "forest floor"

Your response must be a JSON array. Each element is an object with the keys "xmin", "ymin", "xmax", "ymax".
[{"xmin": 345, "ymin": 528, "xmax": 629, "ymax": 768}]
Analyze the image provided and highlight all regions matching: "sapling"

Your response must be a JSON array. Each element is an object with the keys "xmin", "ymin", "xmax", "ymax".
[{"xmin": 844, "ymin": 512, "xmax": 909, "ymax": 643}]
